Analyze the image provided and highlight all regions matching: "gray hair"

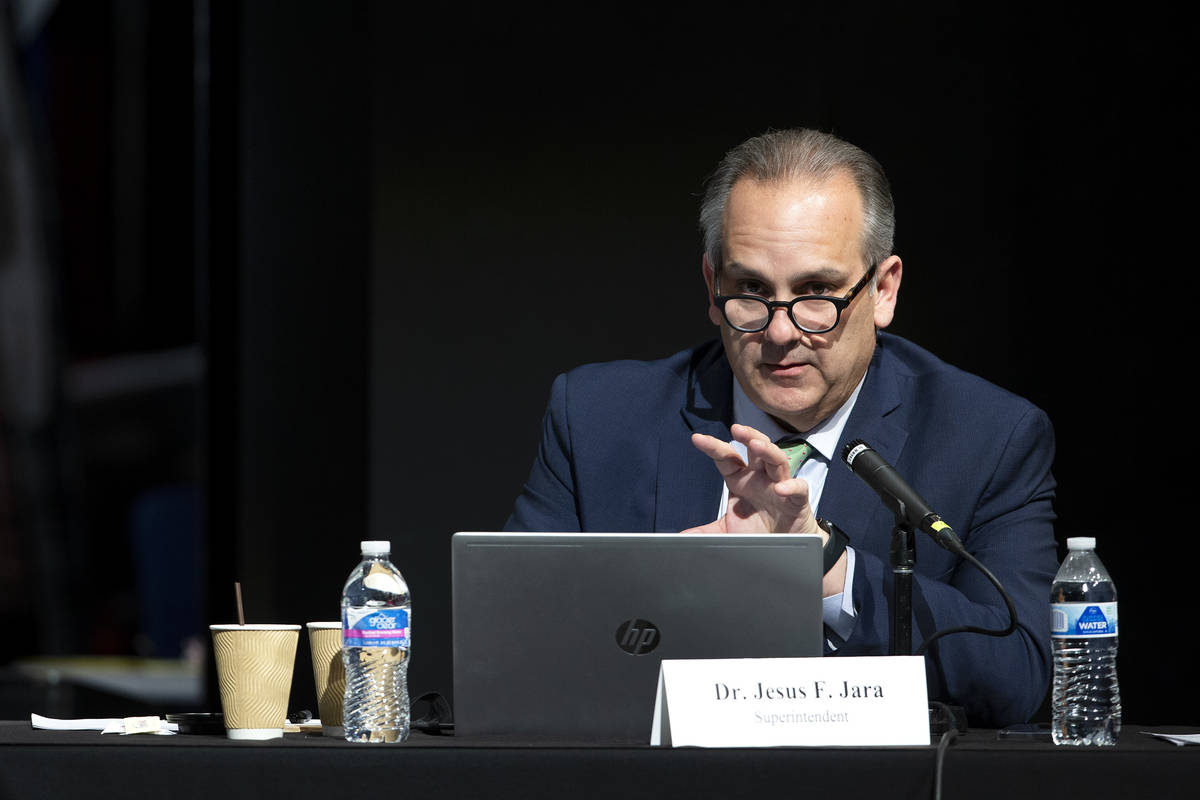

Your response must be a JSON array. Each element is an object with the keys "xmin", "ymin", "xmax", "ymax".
[{"xmin": 699, "ymin": 128, "xmax": 895, "ymax": 272}]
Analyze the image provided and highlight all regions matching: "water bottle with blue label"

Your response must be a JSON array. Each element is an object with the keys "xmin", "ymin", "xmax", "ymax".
[
  {"xmin": 341, "ymin": 540, "xmax": 411, "ymax": 742},
  {"xmin": 1050, "ymin": 536, "xmax": 1120, "ymax": 746}
]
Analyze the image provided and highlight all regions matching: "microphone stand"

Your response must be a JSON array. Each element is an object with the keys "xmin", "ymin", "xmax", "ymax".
[
  {"xmin": 887, "ymin": 501, "xmax": 966, "ymax": 735},
  {"xmin": 888, "ymin": 504, "xmax": 916, "ymax": 657}
]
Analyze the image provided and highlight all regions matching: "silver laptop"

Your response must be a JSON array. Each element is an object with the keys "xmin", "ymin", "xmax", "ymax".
[{"xmin": 451, "ymin": 532, "xmax": 824, "ymax": 742}]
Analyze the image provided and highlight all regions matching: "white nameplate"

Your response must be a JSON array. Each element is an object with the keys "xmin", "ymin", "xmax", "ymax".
[{"xmin": 650, "ymin": 656, "xmax": 929, "ymax": 747}]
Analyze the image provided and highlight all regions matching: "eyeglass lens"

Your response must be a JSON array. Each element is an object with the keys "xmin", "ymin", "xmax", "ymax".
[{"xmin": 723, "ymin": 297, "xmax": 839, "ymax": 332}]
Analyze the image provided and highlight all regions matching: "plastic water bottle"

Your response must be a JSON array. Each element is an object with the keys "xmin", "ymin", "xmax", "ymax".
[
  {"xmin": 1050, "ymin": 537, "xmax": 1120, "ymax": 746},
  {"xmin": 341, "ymin": 540, "xmax": 411, "ymax": 742}
]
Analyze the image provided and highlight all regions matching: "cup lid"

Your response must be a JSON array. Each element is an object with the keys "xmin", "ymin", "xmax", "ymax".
[{"xmin": 209, "ymin": 624, "xmax": 302, "ymax": 631}]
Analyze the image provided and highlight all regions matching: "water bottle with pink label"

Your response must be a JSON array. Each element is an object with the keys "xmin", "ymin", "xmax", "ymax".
[{"xmin": 341, "ymin": 540, "xmax": 411, "ymax": 742}]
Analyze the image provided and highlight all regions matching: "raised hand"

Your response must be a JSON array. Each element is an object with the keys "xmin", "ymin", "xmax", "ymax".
[{"xmin": 682, "ymin": 424, "xmax": 824, "ymax": 540}]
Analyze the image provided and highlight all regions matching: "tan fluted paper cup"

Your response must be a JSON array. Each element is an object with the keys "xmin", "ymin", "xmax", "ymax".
[
  {"xmin": 210, "ymin": 624, "xmax": 301, "ymax": 740},
  {"xmin": 306, "ymin": 622, "xmax": 345, "ymax": 737}
]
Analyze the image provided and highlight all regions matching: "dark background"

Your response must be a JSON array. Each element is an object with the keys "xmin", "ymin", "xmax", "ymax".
[{"xmin": 0, "ymin": 0, "xmax": 1192, "ymax": 727}]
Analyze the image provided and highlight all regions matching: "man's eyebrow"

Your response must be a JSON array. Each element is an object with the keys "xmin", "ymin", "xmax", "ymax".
[{"xmin": 721, "ymin": 262, "xmax": 847, "ymax": 283}]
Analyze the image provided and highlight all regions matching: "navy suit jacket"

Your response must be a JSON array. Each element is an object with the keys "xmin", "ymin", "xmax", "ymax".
[{"xmin": 506, "ymin": 333, "xmax": 1058, "ymax": 727}]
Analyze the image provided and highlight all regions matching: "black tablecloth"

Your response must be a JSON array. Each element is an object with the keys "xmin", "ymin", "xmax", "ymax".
[{"xmin": 2, "ymin": 721, "xmax": 1197, "ymax": 800}]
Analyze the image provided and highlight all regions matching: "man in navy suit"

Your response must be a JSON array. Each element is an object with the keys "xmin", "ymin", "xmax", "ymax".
[{"xmin": 505, "ymin": 129, "xmax": 1057, "ymax": 728}]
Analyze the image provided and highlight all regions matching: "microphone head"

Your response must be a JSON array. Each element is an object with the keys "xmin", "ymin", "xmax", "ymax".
[{"xmin": 842, "ymin": 439, "xmax": 872, "ymax": 468}]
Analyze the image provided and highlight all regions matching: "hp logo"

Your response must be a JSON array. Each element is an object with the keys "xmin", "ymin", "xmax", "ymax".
[{"xmin": 615, "ymin": 619, "xmax": 660, "ymax": 655}]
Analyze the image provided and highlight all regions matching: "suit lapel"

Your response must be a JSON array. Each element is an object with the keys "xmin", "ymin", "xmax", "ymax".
[
  {"xmin": 654, "ymin": 343, "xmax": 731, "ymax": 532},
  {"xmin": 818, "ymin": 342, "xmax": 909, "ymax": 557}
]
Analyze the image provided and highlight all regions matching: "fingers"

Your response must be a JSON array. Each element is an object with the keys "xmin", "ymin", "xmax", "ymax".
[
  {"xmin": 772, "ymin": 477, "xmax": 814, "ymax": 510},
  {"xmin": 771, "ymin": 479, "xmax": 822, "ymax": 537},
  {"xmin": 744, "ymin": 433, "xmax": 792, "ymax": 484},
  {"xmin": 693, "ymin": 425, "xmax": 821, "ymax": 537},
  {"xmin": 690, "ymin": 433, "xmax": 747, "ymax": 478},
  {"xmin": 729, "ymin": 423, "xmax": 772, "ymax": 448},
  {"xmin": 772, "ymin": 475, "xmax": 808, "ymax": 498},
  {"xmin": 694, "ymin": 428, "xmax": 791, "ymax": 483}
]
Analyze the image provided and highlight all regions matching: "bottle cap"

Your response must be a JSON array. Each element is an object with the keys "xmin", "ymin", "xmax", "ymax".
[
  {"xmin": 1066, "ymin": 537, "xmax": 1096, "ymax": 550},
  {"xmin": 360, "ymin": 540, "xmax": 391, "ymax": 556}
]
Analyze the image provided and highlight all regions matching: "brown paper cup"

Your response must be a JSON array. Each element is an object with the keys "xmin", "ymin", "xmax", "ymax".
[
  {"xmin": 306, "ymin": 622, "xmax": 346, "ymax": 737},
  {"xmin": 210, "ymin": 624, "xmax": 301, "ymax": 740}
]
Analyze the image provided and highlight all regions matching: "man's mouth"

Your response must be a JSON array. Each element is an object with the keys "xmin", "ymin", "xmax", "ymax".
[{"xmin": 762, "ymin": 362, "xmax": 809, "ymax": 377}]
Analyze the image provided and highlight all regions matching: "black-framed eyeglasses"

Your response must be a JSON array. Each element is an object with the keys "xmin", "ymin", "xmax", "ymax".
[{"xmin": 712, "ymin": 264, "xmax": 877, "ymax": 334}]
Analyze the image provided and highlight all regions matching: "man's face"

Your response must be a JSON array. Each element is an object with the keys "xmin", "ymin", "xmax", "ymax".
[{"xmin": 704, "ymin": 173, "xmax": 901, "ymax": 432}]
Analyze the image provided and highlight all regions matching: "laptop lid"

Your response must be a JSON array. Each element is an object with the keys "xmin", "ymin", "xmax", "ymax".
[{"xmin": 451, "ymin": 532, "xmax": 824, "ymax": 742}]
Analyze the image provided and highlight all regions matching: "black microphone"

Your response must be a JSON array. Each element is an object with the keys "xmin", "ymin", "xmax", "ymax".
[{"xmin": 841, "ymin": 439, "xmax": 965, "ymax": 554}]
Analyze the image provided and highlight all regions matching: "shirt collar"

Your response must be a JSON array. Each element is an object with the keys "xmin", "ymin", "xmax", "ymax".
[{"xmin": 731, "ymin": 371, "xmax": 868, "ymax": 464}]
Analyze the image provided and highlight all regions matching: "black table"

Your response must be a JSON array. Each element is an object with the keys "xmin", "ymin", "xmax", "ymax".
[{"xmin": 2, "ymin": 721, "xmax": 1197, "ymax": 800}]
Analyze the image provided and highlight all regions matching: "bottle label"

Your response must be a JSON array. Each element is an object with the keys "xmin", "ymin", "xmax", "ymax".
[
  {"xmin": 342, "ymin": 607, "xmax": 410, "ymax": 648},
  {"xmin": 1051, "ymin": 602, "xmax": 1118, "ymax": 638}
]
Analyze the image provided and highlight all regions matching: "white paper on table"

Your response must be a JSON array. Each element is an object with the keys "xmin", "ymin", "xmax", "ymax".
[
  {"xmin": 1142, "ymin": 731, "xmax": 1200, "ymax": 746},
  {"xmin": 31, "ymin": 713, "xmax": 178, "ymax": 735}
]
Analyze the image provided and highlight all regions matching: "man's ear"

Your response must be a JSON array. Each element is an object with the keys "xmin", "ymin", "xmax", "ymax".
[
  {"xmin": 702, "ymin": 255, "xmax": 722, "ymax": 327},
  {"xmin": 872, "ymin": 255, "xmax": 902, "ymax": 329}
]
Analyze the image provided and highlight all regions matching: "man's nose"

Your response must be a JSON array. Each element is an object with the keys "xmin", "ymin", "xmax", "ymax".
[{"xmin": 762, "ymin": 305, "xmax": 801, "ymax": 346}]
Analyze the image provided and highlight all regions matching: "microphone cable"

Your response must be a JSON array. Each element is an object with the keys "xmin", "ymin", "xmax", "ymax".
[
  {"xmin": 933, "ymin": 726, "xmax": 959, "ymax": 800},
  {"xmin": 915, "ymin": 546, "xmax": 1018, "ymax": 656}
]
